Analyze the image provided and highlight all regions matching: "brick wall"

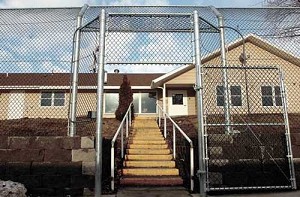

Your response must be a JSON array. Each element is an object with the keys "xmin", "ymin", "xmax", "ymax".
[{"xmin": 0, "ymin": 136, "xmax": 96, "ymax": 196}]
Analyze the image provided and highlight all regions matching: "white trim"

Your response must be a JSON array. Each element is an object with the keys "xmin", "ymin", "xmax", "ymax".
[
  {"xmin": 260, "ymin": 85, "xmax": 282, "ymax": 107},
  {"xmin": 216, "ymin": 84, "xmax": 243, "ymax": 108},
  {"xmin": 40, "ymin": 91, "xmax": 66, "ymax": 108}
]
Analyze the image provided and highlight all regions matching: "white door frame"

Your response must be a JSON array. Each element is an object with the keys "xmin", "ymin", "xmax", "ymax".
[{"xmin": 168, "ymin": 90, "xmax": 188, "ymax": 116}]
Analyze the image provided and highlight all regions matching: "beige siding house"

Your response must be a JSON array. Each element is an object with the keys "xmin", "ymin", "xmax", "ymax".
[
  {"xmin": 152, "ymin": 34, "xmax": 300, "ymax": 115},
  {"xmin": 1, "ymin": 34, "xmax": 299, "ymax": 119}
]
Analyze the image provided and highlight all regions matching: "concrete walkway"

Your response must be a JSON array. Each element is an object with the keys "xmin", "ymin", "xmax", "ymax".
[{"xmin": 113, "ymin": 187, "xmax": 300, "ymax": 197}]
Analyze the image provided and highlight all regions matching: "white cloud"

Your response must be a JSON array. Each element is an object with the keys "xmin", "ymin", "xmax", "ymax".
[
  {"xmin": 42, "ymin": 61, "xmax": 68, "ymax": 73},
  {"xmin": 17, "ymin": 62, "xmax": 32, "ymax": 72}
]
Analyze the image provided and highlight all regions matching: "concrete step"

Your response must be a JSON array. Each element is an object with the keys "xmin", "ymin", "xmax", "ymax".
[
  {"xmin": 131, "ymin": 136, "xmax": 164, "ymax": 141},
  {"xmin": 125, "ymin": 154, "xmax": 173, "ymax": 161},
  {"xmin": 127, "ymin": 144, "xmax": 168, "ymax": 149},
  {"xmin": 126, "ymin": 149, "xmax": 171, "ymax": 155},
  {"xmin": 131, "ymin": 131, "xmax": 162, "ymax": 135},
  {"xmin": 122, "ymin": 168, "xmax": 179, "ymax": 176},
  {"xmin": 124, "ymin": 160, "xmax": 175, "ymax": 168},
  {"xmin": 120, "ymin": 176, "xmax": 183, "ymax": 186},
  {"xmin": 129, "ymin": 140, "xmax": 166, "ymax": 145}
]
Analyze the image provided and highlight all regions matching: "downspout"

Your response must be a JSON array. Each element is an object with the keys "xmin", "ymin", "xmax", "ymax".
[
  {"xmin": 210, "ymin": 6, "xmax": 231, "ymax": 134},
  {"xmin": 69, "ymin": 4, "xmax": 89, "ymax": 137}
]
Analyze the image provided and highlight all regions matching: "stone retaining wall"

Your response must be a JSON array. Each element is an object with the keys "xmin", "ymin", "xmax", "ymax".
[{"xmin": 0, "ymin": 136, "xmax": 96, "ymax": 196}]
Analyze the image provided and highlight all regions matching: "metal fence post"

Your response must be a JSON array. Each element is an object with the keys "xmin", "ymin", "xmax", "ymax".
[
  {"xmin": 193, "ymin": 10, "xmax": 206, "ymax": 197},
  {"xmin": 95, "ymin": 9, "xmax": 106, "ymax": 197},
  {"xmin": 210, "ymin": 6, "xmax": 231, "ymax": 134},
  {"xmin": 69, "ymin": 4, "xmax": 88, "ymax": 137}
]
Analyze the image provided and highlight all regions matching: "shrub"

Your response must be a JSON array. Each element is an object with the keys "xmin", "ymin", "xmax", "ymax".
[{"xmin": 115, "ymin": 75, "xmax": 134, "ymax": 121}]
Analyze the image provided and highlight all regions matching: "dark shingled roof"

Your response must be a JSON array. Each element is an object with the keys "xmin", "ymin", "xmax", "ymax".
[{"xmin": 0, "ymin": 73, "xmax": 163, "ymax": 87}]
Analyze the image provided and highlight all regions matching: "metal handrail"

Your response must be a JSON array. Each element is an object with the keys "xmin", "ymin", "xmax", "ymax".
[
  {"xmin": 157, "ymin": 104, "xmax": 194, "ymax": 191},
  {"xmin": 110, "ymin": 103, "xmax": 132, "ymax": 191}
]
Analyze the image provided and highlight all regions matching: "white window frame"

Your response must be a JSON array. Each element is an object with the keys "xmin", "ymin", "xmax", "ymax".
[
  {"xmin": 40, "ymin": 91, "xmax": 65, "ymax": 107},
  {"xmin": 216, "ymin": 85, "xmax": 243, "ymax": 107},
  {"xmin": 103, "ymin": 91, "xmax": 158, "ymax": 114},
  {"xmin": 134, "ymin": 91, "xmax": 157, "ymax": 114},
  {"xmin": 261, "ymin": 85, "xmax": 282, "ymax": 107},
  {"xmin": 103, "ymin": 92, "xmax": 119, "ymax": 114}
]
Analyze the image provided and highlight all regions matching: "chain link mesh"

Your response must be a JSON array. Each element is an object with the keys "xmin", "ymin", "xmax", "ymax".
[
  {"xmin": 0, "ymin": 6, "xmax": 299, "ymax": 191},
  {"xmin": 203, "ymin": 67, "xmax": 292, "ymax": 189}
]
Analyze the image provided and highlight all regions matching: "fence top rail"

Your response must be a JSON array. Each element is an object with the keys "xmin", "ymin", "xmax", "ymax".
[
  {"xmin": 111, "ymin": 103, "xmax": 132, "ymax": 145},
  {"xmin": 157, "ymin": 104, "xmax": 193, "ymax": 147},
  {"xmin": 108, "ymin": 12, "xmax": 192, "ymax": 16},
  {"xmin": 203, "ymin": 65, "xmax": 279, "ymax": 70}
]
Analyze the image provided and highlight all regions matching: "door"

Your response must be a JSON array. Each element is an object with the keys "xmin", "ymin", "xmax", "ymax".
[
  {"xmin": 8, "ymin": 91, "xmax": 25, "ymax": 119},
  {"xmin": 168, "ymin": 90, "xmax": 188, "ymax": 116}
]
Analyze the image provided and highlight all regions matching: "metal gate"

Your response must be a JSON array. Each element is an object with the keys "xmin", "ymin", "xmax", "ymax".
[{"xmin": 203, "ymin": 66, "xmax": 296, "ymax": 191}]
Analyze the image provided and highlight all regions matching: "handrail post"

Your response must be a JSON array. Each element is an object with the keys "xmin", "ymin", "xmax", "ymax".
[
  {"xmin": 129, "ymin": 106, "xmax": 132, "ymax": 126},
  {"xmin": 173, "ymin": 124, "xmax": 176, "ymax": 159},
  {"xmin": 190, "ymin": 146, "xmax": 194, "ymax": 191},
  {"xmin": 126, "ymin": 115, "xmax": 129, "ymax": 138},
  {"xmin": 111, "ymin": 145, "xmax": 115, "ymax": 191},
  {"xmin": 164, "ymin": 114, "xmax": 167, "ymax": 138},
  {"xmin": 158, "ymin": 108, "xmax": 161, "ymax": 127},
  {"xmin": 121, "ymin": 124, "xmax": 124, "ymax": 158}
]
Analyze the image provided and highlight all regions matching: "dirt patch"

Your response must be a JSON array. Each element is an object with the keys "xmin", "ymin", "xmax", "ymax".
[{"xmin": 0, "ymin": 117, "xmax": 120, "ymax": 138}]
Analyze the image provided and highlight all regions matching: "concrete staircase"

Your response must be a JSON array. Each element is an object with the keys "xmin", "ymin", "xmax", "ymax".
[{"xmin": 120, "ymin": 118, "xmax": 183, "ymax": 186}]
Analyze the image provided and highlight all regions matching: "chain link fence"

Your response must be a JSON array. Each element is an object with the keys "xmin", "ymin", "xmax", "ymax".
[
  {"xmin": 0, "ymin": 6, "xmax": 299, "ymax": 192},
  {"xmin": 203, "ymin": 66, "xmax": 294, "ymax": 190}
]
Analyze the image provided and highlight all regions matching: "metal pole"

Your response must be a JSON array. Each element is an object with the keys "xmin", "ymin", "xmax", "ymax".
[
  {"xmin": 69, "ymin": 4, "xmax": 88, "ymax": 137},
  {"xmin": 210, "ymin": 6, "xmax": 231, "ymax": 134},
  {"xmin": 121, "ymin": 125, "xmax": 124, "ymax": 158},
  {"xmin": 193, "ymin": 10, "xmax": 206, "ymax": 197},
  {"xmin": 110, "ymin": 146, "xmax": 115, "ymax": 191},
  {"xmin": 95, "ymin": 9, "xmax": 106, "ymax": 197},
  {"xmin": 126, "ymin": 115, "xmax": 129, "ymax": 138},
  {"xmin": 173, "ymin": 124, "xmax": 176, "ymax": 159},
  {"xmin": 190, "ymin": 146, "xmax": 194, "ymax": 191}
]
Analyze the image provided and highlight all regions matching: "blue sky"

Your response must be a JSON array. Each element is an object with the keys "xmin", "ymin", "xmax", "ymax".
[{"xmin": 0, "ymin": 0, "xmax": 266, "ymax": 8}]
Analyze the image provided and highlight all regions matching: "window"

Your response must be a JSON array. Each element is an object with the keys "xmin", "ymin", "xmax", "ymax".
[
  {"xmin": 141, "ymin": 93, "xmax": 156, "ymax": 113},
  {"xmin": 216, "ymin": 85, "xmax": 242, "ymax": 107},
  {"xmin": 104, "ymin": 93, "xmax": 119, "ymax": 113},
  {"xmin": 230, "ymin": 86, "xmax": 242, "ymax": 106},
  {"xmin": 172, "ymin": 94, "xmax": 183, "ymax": 105},
  {"xmin": 41, "ymin": 92, "xmax": 65, "ymax": 106},
  {"xmin": 261, "ymin": 86, "xmax": 282, "ymax": 106},
  {"xmin": 274, "ymin": 86, "xmax": 282, "ymax": 106},
  {"xmin": 133, "ymin": 92, "xmax": 157, "ymax": 114},
  {"xmin": 216, "ymin": 85, "xmax": 224, "ymax": 106}
]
